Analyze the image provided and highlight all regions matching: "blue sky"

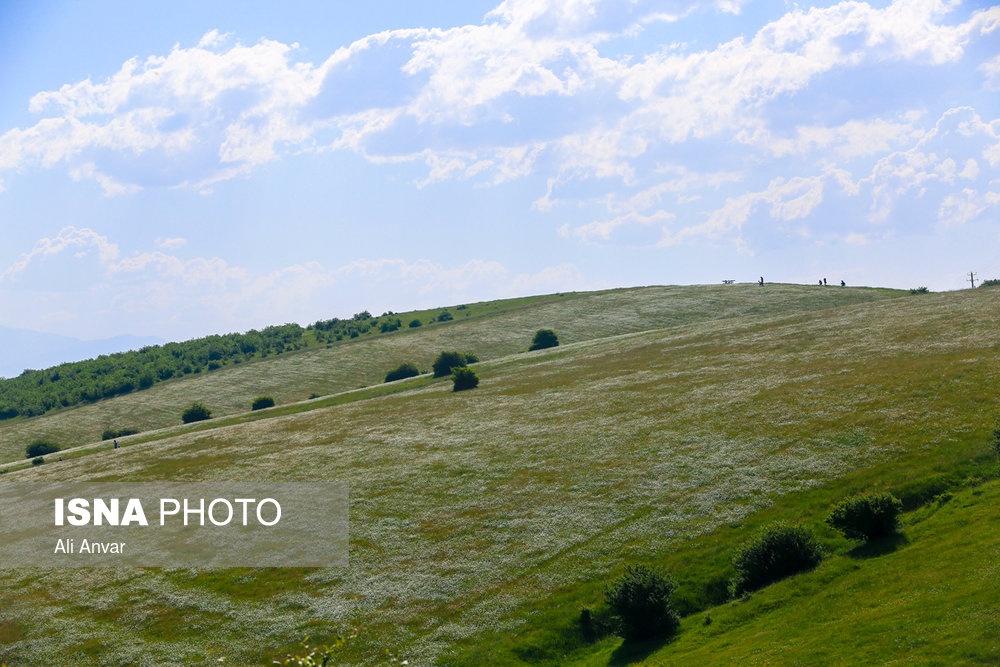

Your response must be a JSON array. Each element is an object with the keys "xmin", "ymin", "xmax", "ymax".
[{"xmin": 0, "ymin": 0, "xmax": 998, "ymax": 343}]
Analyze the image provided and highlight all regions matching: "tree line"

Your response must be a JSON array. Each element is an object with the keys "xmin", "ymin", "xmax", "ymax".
[{"xmin": 0, "ymin": 324, "xmax": 308, "ymax": 420}]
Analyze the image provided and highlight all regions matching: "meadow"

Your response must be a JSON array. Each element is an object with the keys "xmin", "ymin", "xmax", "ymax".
[
  {"xmin": 0, "ymin": 283, "xmax": 996, "ymax": 665},
  {"xmin": 0, "ymin": 284, "xmax": 899, "ymax": 463}
]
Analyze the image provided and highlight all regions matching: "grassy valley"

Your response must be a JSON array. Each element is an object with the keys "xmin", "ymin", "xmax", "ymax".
[{"xmin": 0, "ymin": 283, "xmax": 997, "ymax": 665}]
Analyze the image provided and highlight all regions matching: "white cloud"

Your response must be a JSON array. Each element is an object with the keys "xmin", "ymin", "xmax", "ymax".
[
  {"xmin": 981, "ymin": 54, "xmax": 1000, "ymax": 90},
  {"xmin": 154, "ymin": 237, "xmax": 187, "ymax": 249},
  {"xmin": 1, "ymin": 228, "xmax": 592, "ymax": 338},
  {"xmin": 1, "ymin": 226, "xmax": 120, "ymax": 281},
  {"xmin": 1, "ymin": 0, "xmax": 995, "ymax": 201}
]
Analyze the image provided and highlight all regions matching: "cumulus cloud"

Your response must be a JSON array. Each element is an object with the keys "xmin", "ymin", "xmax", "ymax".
[
  {"xmin": 0, "ymin": 228, "xmax": 590, "ymax": 339},
  {"xmin": 154, "ymin": 237, "xmax": 187, "ymax": 249},
  {"xmin": 1, "ymin": 0, "xmax": 997, "ymax": 201}
]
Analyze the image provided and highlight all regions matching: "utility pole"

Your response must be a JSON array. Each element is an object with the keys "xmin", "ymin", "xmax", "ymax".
[{"xmin": 968, "ymin": 272, "xmax": 977, "ymax": 288}]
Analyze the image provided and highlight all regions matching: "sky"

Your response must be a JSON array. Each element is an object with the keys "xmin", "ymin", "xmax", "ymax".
[{"xmin": 0, "ymin": 0, "xmax": 998, "ymax": 345}]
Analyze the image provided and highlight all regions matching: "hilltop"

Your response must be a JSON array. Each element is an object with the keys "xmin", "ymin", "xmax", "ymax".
[{"xmin": 1, "ymin": 283, "xmax": 997, "ymax": 666}]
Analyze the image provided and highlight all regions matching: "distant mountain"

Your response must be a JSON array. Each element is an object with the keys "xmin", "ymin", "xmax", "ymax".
[{"xmin": 0, "ymin": 325, "xmax": 164, "ymax": 378}]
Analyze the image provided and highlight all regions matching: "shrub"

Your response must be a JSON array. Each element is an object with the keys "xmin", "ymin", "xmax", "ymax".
[
  {"xmin": 436, "ymin": 310, "xmax": 453, "ymax": 322},
  {"xmin": 25, "ymin": 440, "xmax": 60, "ymax": 458},
  {"xmin": 181, "ymin": 402, "xmax": 212, "ymax": 423},
  {"xmin": 528, "ymin": 329, "xmax": 559, "ymax": 351},
  {"xmin": 379, "ymin": 317, "xmax": 402, "ymax": 333},
  {"xmin": 32, "ymin": 456, "xmax": 45, "ymax": 466},
  {"xmin": 828, "ymin": 492, "xmax": 903, "ymax": 542},
  {"xmin": 451, "ymin": 367, "xmax": 479, "ymax": 391},
  {"xmin": 432, "ymin": 351, "xmax": 468, "ymax": 377},
  {"xmin": 101, "ymin": 427, "xmax": 138, "ymax": 441},
  {"xmin": 980, "ymin": 278, "xmax": 1000, "ymax": 288},
  {"xmin": 463, "ymin": 352, "xmax": 479, "ymax": 364},
  {"xmin": 251, "ymin": 395, "xmax": 276, "ymax": 411},
  {"xmin": 408, "ymin": 318, "xmax": 422, "ymax": 328},
  {"xmin": 385, "ymin": 362, "xmax": 420, "ymax": 383},
  {"xmin": 909, "ymin": 286, "xmax": 929, "ymax": 294},
  {"xmin": 604, "ymin": 564, "xmax": 680, "ymax": 641},
  {"xmin": 730, "ymin": 522, "xmax": 823, "ymax": 596}
]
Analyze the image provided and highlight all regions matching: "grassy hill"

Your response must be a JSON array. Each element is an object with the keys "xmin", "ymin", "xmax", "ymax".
[
  {"xmin": 0, "ymin": 283, "xmax": 997, "ymax": 665},
  {"xmin": 579, "ymin": 478, "xmax": 1000, "ymax": 665},
  {"xmin": 0, "ymin": 284, "xmax": 900, "ymax": 463}
]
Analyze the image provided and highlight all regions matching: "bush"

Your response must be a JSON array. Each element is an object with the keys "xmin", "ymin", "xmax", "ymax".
[
  {"xmin": 25, "ymin": 440, "xmax": 60, "ymax": 459},
  {"xmin": 463, "ymin": 352, "xmax": 479, "ymax": 364},
  {"xmin": 436, "ymin": 310, "xmax": 453, "ymax": 322},
  {"xmin": 32, "ymin": 456, "xmax": 45, "ymax": 466},
  {"xmin": 384, "ymin": 362, "xmax": 420, "ymax": 383},
  {"xmin": 408, "ymin": 318, "xmax": 422, "ymax": 328},
  {"xmin": 730, "ymin": 522, "xmax": 824, "ymax": 596},
  {"xmin": 604, "ymin": 564, "xmax": 680, "ymax": 641},
  {"xmin": 432, "ymin": 351, "xmax": 469, "ymax": 377},
  {"xmin": 379, "ymin": 317, "xmax": 402, "ymax": 333},
  {"xmin": 980, "ymin": 278, "xmax": 1000, "ymax": 288},
  {"xmin": 828, "ymin": 492, "xmax": 903, "ymax": 542},
  {"xmin": 909, "ymin": 286, "xmax": 929, "ymax": 294},
  {"xmin": 101, "ymin": 427, "xmax": 138, "ymax": 441},
  {"xmin": 181, "ymin": 402, "xmax": 212, "ymax": 423},
  {"xmin": 451, "ymin": 367, "xmax": 479, "ymax": 391},
  {"xmin": 251, "ymin": 395, "xmax": 276, "ymax": 411},
  {"xmin": 528, "ymin": 329, "xmax": 559, "ymax": 351}
]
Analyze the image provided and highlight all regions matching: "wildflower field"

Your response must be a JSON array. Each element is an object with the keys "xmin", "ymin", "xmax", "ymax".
[{"xmin": 1, "ymin": 283, "xmax": 997, "ymax": 665}]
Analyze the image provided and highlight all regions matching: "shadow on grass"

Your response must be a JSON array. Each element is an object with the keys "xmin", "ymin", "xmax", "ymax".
[
  {"xmin": 608, "ymin": 634, "xmax": 675, "ymax": 666},
  {"xmin": 847, "ymin": 532, "xmax": 909, "ymax": 560}
]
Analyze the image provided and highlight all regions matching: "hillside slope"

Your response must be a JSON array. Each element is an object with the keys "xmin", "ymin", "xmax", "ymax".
[
  {"xmin": 580, "ymin": 479, "xmax": 1000, "ymax": 665},
  {"xmin": 0, "ymin": 285, "xmax": 995, "ymax": 665},
  {"xmin": 0, "ymin": 284, "xmax": 900, "ymax": 462}
]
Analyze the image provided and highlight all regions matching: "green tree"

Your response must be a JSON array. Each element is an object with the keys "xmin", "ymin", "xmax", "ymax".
[
  {"xmin": 182, "ymin": 402, "xmax": 212, "ymax": 423},
  {"xmin": 730, "ymin": 522, "xmax": 823, "ymax": 596},
  {"xmin": 451, "ymin": 367, "xmax": 479, "ymax": 391},
  {"xmin": 828, "ymin": 492, "xmax": 903, "ymax": 542},
  {"xmin": 385, "ymin": 363, "xmax": 420, "ymax": 383},
  {"xmin": 25, "ymin": 440, "xmax": 60, "ymax": 458},
  {"xmin": 604, "ymin": 564, "xmax": 680, "ymax": 641},
  {"xmin": 432, "ymin": 351, "xmax": 468, "ymax": 378},
  {"xmin": 251, "ymin": 396, "xmax": 276, "ymax": 411},
  {"xmin": 528, "ymin": 329, "xmax": 559, "ymax": 351}
]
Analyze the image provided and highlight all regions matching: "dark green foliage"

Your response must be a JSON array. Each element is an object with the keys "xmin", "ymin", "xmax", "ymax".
[
  {"xmin": 828, "ymin": 492, "xmax": 903, "ymax": 542},
  {"xmin": 604, "ymin": 564, "xmax": 680, "ymax": 641},
  {"xmin": 31, "ymin": 456, "xmax": 45, "ymax": 466},
  {"xmin": 385, "ymin": 363, "xmax": 420, "ymax": 383},
  {"xmin": 529, "ymin": 329, "xmax": 559, "ymax": 351},
  {"xmin": 437, "ymin": 310, "xmax": 454, "ymax": 322},
  {"xmin": 0, "ymin": 324, "xmax": 305, "ymax": 420},
  {"xmin": 182, "ymin": 402, "xmax": 212, "ymax": 423},
  {"xmin": 910, "ymin": 286, "xmax": 930, "ymax": 294},
  {"xmin": 464, "ymin": 352, "xmax": 479, "ymax": 364},
  {"xmin": 251, "ymin": 396, "xmax": 276, "ymax": 411},
  {"xmin": 451, "ymin": 367, "xmax": 479, "ymax": 391},
  {"xmin": 980, "ymin": 279, "xmax": 1000, "ymax": 287},
  {"xmin": 101, "ymin": 427, "xmax": 138, "ymax": 441},
  {"xmin": 432, "ymin": 351, "xmax": 468, "ymax": 377},
  {"xmin": 25, "ymin": 440, "xmax": 60, "ymax": 458},
  {"xmin": 379, "ymin": 317, "xmax": 402, "ymax": 333},
  {"xmin": 408, "ymin": 319, "xmax": 422, "ymax": 328},
  {"xmin": 730, "ymin": 522, "xmax": 824, "ymax": 596}
]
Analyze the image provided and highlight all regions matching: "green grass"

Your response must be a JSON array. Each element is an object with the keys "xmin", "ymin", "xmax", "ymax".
[
  {"xmin": 0, "ymin": 284, "xmax": 995, "ymax": 665},
  {"xmin": 577, "ymin": 479, "xmax": 1000, "ymax": 665},
  {"xmin": 0, "ymin": 284, "xmax": 901, "ymax": 463}
]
